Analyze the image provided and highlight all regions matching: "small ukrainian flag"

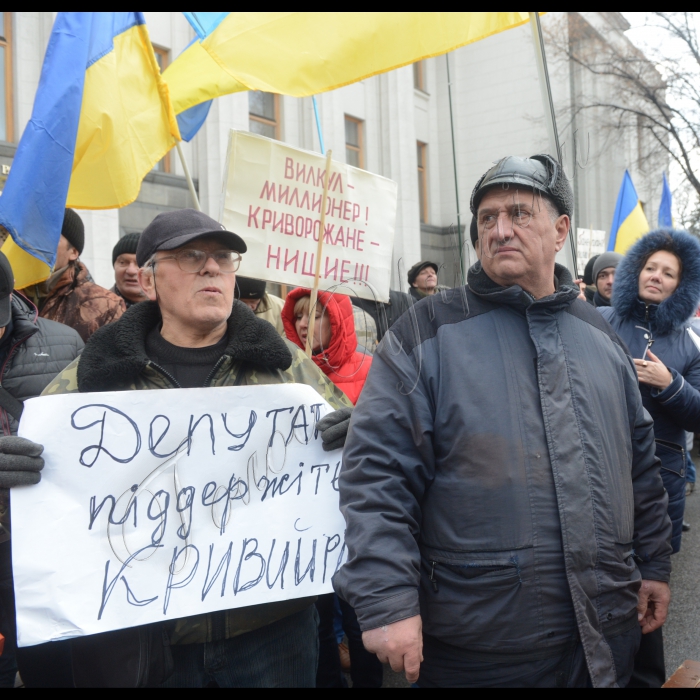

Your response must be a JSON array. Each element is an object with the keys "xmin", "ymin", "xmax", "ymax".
[{"xmin": 608, "ymin": 170, "xmax": 649, "ymax": 254}]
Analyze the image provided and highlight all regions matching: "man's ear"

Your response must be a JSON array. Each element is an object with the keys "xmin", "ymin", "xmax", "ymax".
[
  {"xmin": 553, "ymin": 215, "xmax": 570, "ymax": 252},
  {"xmin": 67, "ymin": 245, "xmax": 80, "ymax": 263},
  {"xmin": 137, "ymin": 266, "xmax": 157, "ymax": 302}
]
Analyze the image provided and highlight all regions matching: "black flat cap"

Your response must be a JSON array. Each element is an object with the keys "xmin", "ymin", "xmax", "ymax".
[{"xmin": 136, "ymin": 209, "xmax": 247, "ymax": 267}]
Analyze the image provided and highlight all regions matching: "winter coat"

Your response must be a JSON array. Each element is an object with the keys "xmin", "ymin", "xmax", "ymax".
[
  {"xmin": 38, "ymin": 261, "xmax": 126, "ymax": 342},
  {"xmin": 0, "ymin": 293, "xmax": 83, "ymax": 541},
  {"xmin": 600, "ymin": 229, "xmax": 700, "ymax": 553},
  {"xmin": 281, "ymin": 288, "xmax": 372, "ymax": 405},
  {"xmin": 334, "ymin": 262, "xmax": 672, "ymax": 688},
  {"xmin": 42, "ymin": 299, "xmax": 351, "ymax": 646}
]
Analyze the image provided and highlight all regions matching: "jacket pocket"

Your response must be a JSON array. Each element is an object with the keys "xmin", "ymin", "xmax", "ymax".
[
  {"xmin": 419, "ymin": 547, "xmax": 539, "ymax": 652},
  {"xmin": 655, "ymin": 439, "xmax": 686, "ymax": 478}
]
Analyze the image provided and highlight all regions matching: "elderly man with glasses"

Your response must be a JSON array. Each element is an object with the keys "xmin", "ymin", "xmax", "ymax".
[{"xmin": 14, "ymin": 209, "xmax": 352, "ymax": 688}]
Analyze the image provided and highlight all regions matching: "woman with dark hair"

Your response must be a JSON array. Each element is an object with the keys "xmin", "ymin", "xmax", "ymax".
[{"xmin": 599, "ymin": 228, "xmax": 700, "ymax": 687}]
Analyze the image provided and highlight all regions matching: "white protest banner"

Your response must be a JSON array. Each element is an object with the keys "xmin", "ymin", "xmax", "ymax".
[
  {"xmin": 222, "ymin": 130, "xmax": 397, "ymax": 303},
  {"xmin": 11, "ymin": 384, "xmax": 345, "ymax": 646},
  {"xmin": 576, "ymin": 228, "xmax": 606, "ymax": 277}
]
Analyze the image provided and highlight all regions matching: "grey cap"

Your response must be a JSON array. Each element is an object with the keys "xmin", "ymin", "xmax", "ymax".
[
  {"xmin": 592, "ymin": 252, "xmax": 624, "ymax": 282},
  {"xmin": 470, "ymin": 154, "xmax": 573, "ymax": 219},
  {"xmin": 136, "ymin": 209, "xmax": 247, "ymax": 267}
]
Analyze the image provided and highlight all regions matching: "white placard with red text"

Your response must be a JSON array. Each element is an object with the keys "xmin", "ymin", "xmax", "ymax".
[{"xmin": 222, "ymin": 130, "xmax": 397, "ymax": 303}]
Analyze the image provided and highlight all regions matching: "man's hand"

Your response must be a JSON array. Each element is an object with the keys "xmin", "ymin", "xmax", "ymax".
[
  {"xmin": 0, "ymin": 436, "xmax": 45, "ymax": 488},
  {"xmin": 637, "ymin": 579, "xmax": 671, "ymax": 634},
  {"xmin": 362, "ymin": 615, "xmax": 423, "ymax": 684},
  {"xmin": 317, "ymin": 407, "xmax": 352, "ymax": 452},
  {"xmin": 573, "ymin": 278, "xmax": 587, "ymax": 301}
]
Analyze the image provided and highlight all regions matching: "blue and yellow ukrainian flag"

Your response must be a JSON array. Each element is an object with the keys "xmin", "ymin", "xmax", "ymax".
[
  {"xmin": 658, "ymin": 172, "xmax": 673, "ymax": 228},
  {"xmin": 0, "ymin": 13, "xmax": 179, "ymax": 288},
  {"xmin": 608, "ymin": 170, "xmax": 650, "ymax": 254}
]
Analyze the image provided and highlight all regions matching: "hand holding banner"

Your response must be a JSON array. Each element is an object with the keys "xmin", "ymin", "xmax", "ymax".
[{"xmin": 11, "ymin": 384, "xmax": 345, "ymax": 646}]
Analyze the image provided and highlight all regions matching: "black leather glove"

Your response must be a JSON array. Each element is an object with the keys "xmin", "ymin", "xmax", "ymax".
[
  {"xmin": 0, "ymin": 436, "xmax": 45, "ymax": 488},
  {"xmin": 317, "ymin": 407, "xmax": 353, "ymax": 452}
]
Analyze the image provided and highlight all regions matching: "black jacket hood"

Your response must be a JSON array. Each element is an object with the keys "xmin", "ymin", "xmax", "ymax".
[{"xmin": 78, "ymin": 300, "xmax": 292, "ymax": 392}]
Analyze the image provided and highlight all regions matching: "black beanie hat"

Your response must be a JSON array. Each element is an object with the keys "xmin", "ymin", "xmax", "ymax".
[
  {"xmin": 62, "ymin": 208, "xmax": 85, "ymax": 254},
  {"xmin": 112, "ymin": 232, "xmax": 141, "ymax": 265},
  {"xmin": 582, "ymin": 255, "xmax": 600, "ymax": 286},
  {"xmin": 235, "ymin": 276, "xmax": 267, "ymax": 299}
]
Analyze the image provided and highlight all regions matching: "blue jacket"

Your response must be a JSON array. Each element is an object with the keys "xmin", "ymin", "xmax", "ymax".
[
  {"xmin": 336, "ymin": 263, "xmax": 672, "ymax": 687},
  {"xmin": 600, "ymin": 229, "xmax": 700, "ymax": 552}
]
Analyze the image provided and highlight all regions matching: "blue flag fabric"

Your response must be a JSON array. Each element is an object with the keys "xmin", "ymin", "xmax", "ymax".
[
  {"xmin": 659, "ymin": 173, "xmax": 673, "ymax": 228},
  {"xmin": 0, "ymin": 13, "xmax": 91, "ymax": 279},
  {"xmin": 175, "ymin": 13, "xmax": 230, "ymax": 142}
]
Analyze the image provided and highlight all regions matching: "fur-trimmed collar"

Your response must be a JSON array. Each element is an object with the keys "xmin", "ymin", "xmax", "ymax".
[
  {"xmin": 611, "ymin": 229, "xmax": 700, "ymax": 335},
  {"xmin": 77, "ymin": 300, "xmax": 292, "ymax": 392}
]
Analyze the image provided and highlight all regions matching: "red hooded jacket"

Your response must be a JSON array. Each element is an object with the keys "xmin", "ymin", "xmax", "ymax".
[{"xmin": 282, "ymin": 288, "xmax": 372, "ymax": 405}]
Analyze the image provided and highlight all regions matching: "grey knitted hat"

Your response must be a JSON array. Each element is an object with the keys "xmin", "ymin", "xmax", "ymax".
[{"xmin": 592, "ymin": 251, "xmax": 624, "ymax": 282}]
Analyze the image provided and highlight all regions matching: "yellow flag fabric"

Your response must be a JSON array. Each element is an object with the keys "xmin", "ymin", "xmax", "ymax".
[
  {"xmin": 0, "ymin": 236, "xmax": 52, "ymax": 289},
  {"xmin": 614, "ymin": 202, "xmax": 650, "ymax": 255},
  {"xmin": 166, "ymin": 12, "xmax": 538, "ymax": 114},
  {"xmin": 67, "ymin": 22, "xmax": 180, "ymax": 210}
]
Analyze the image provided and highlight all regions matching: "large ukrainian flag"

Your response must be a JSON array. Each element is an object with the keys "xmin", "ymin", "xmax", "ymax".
[
  {"xmin": 165, "ymin": 12, "xmax": 540, "ymax": 115},
  {"xmin": 0, "ymin": 13, "xmax": 179, "ymax": 289},
  {"xmin": 608, "ymin": 170, "xmax": 650, "ymax": 254}
]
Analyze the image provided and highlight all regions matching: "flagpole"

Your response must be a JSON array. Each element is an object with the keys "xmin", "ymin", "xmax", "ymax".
[
  {"xmin": 176, "ymin": 142, "xmax": 201, "ymax": 212},
  {"xmin": 306, "ymin": 149, "xmax": 333, "ymax": 358},
  {"xmin": 529, "ymin": 11, "xmax": 576, "ymax": 272}
]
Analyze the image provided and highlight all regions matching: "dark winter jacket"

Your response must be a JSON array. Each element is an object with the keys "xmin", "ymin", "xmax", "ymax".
[
  {"xmin": 600, "ymin": 229, "xmax": 700, "ymax": 553},
  {"xmin": 335, "ymin": 263, "xmax": 672, "ymax": 688},
  {"xmin": 0, "ymin": 293, "xmax": 83, "ymax": 541},
  {"xmin": 351, "ymin": 290, "xmax": 413, "ymax": 341},
  {"xmin": 282, "ymin": 288, "xmax": 372, "ymax": 405}
]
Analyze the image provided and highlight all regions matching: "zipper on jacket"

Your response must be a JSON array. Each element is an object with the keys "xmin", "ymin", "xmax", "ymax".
[
  {"xmin": 429, "ymin": 561, "xmax": 439, "ymax": 593},
  {"xmin": 146, "ymin": 361, "xmax": 181, "ymax": 388},
  {"xmin": 203, "ymin": 355, "xmax": 228, "ymax": 388},
  {"xmin": 645, "ymin": 304, "xmax": 650, "ymax": 322}
]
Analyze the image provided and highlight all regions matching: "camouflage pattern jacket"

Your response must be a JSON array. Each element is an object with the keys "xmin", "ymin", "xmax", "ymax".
[
  {"xmin": 38, "ymin": 261, "xmax": 126, "ymax": 342},
  {"xmin": 43, "ymin": 299, "xmax": 351, "ymax": 645}
]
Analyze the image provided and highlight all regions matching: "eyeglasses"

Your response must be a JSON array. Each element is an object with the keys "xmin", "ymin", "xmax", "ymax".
[{"xmin": 152, "ymin": 250, "xmax": 241, "ymax": 274}]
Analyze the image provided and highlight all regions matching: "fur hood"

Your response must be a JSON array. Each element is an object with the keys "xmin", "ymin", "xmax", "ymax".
[
  {"xmin": 611, "ymin": 229, "xmax": 700, "ymax": 335},
  {"xmin": 77, "ymin": 299, "xmax": 292, "ymax": 392}
]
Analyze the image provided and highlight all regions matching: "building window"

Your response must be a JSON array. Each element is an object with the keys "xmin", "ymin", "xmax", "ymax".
[
  {"xmin": 0, "ymin": 13, "xmax": 13, "ymax": 143},
  {"xmin": 413, "ymin": 61, "xmax": 425, "ymax": 92},
  {"xmin": 249, "ymin": 91, "xmax": 279, "ymax": 139},
  {"xmin": 152, "ymin": 45, "xmax": 171, "ymax": 173},
  {"xmin": 417, "ymin": 142, "xmax": 428, "ymax": 223},
  {"xmin": 345, "ymin": 116, "xmax": 364, "ymax": 169}
]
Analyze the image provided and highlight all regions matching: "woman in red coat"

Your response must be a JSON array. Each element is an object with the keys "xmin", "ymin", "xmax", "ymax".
[
  {"xmin": 282, "ymin": 287, "xmax": 372, "ymax": 405},
  {"xmin": 283, "ymin": 287, "xmax": 381, "ymax": 687}
]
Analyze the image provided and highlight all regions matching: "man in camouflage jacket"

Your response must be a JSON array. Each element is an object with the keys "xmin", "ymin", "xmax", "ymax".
[{"xmin": 38, "ymin": 209, "xmax": 351, "ymax": 688}]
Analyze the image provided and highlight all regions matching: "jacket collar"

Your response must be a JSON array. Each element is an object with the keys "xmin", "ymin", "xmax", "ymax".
[
  {"xmin": 77, "ymin": 299, "xmax": 292, "ymax": 392},
  {"xmin": 468, "ymin": 261, "xmax": 578, "ymax": 313}
]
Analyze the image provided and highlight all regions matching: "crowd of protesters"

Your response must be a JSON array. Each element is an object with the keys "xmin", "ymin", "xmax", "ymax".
[{"xmin": 0, "ymin": 151, "xmax": 698, "ymax": 688}]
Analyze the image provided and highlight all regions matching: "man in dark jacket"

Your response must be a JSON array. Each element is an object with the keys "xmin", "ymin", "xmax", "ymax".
[
  {"xmin": 0, "ymin": 251, "xmax": 83, "ymax": 688},
  {"xmin": 24, "ymin": 208, "xmax": 126, "ymax": 341},
  {"xmin": 334, "ymin": 154, "xmax": 673, "ymax": 688},
  {"xmin": 351, "ymin": 289, "xmax": 412, "ymax": 342}
]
